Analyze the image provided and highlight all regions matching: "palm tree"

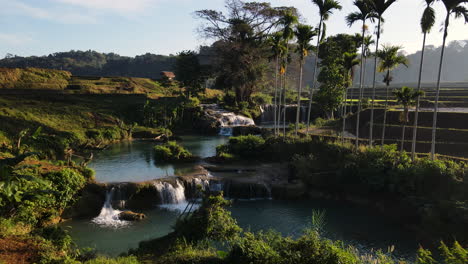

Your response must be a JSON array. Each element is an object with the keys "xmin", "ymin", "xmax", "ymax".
[
  {"xmin": 294, "ymin": 24, "xmax": 317, "ymax": 136},
  {"xmin": 394, "ymin": 86, "xmax": 424, "ymax": 152},
  {"xmin": 356, "ymin": 35, "xmax": 375, "ymax": 115},
  {"xmin": 431, "ymin": 0, "xmax": 468, "ymax": 160},
  {"xmin": 411, "ymin": 0, "xmax": 436, "ymax": 160},
  {"xmin": 306, "ymin": 0, "xmax": 343, "ymax": 134},
  {"xmin": 346, "ymin": 0, "xmax": 378, "ymax": 147},
  {"xmin": 341, "ymin": 52, "xmax": 360, "ymax": 143},
  {"xmin": 278, "ymin": 12, "xmax": 298, "ymax": 137},
  {"xmin": 367, "ymin": 0, "xmax": 398, "ymax": 145},
  {"xmin": 376, "ymin": 45, "xmax": 408, "ymax": 146},
  {"xmin": 268, "ymin": 32, "xmax": 287, "ymax": 136}
]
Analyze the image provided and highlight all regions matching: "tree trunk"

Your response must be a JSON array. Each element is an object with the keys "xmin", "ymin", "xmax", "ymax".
[
  {"xmin": 369, "ymin": 18, "xmax": 382, "ymax": 146},
  {"xmin": 283, "ymin": 67, "xmax": 287, "ymax": 138},
  {"xmin": 295, "ymin": 60, "xmax": 304, "ymax": 136},
  {"xmin": 431, "ymin": 15, "xmax": 449, "ymax": 160},
  {"xmin": 401, "ymin": 125, "xmax": 406, "ymax": 152},
  {"xmin": 412, "ymin": 33, "xmax": 427, "ymax": 160},
  {"xmin": 277, "ymin": 73, "xmax": 283, "ymax": 136},
  {"xmin": 306, "ymin": 18, "xmax": 323, "ymax": 134},
  {"xmin": 342, "ymin": 86, "xmax": 348, "ymax": 144},
  {"xmin": 381, "ymin": 73, "xmax": 390, "ymax": 146},
  {"xmin": 355, "ymin": 19, "xmax": 366, "ymax": 148},
  {"xmin": 273, "ymin": 56, "xmax": 279, "ymax": 136}
]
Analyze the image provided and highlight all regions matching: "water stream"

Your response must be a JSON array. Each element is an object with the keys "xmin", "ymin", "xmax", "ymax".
[{"xmin": 62, "ymin": 136, "xmax": 420, "ymax": 259}]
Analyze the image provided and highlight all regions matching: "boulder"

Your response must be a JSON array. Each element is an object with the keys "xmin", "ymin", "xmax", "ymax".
[{"xmin": 118, "ymin": 211, "xmax": 146, "ymax": 221}]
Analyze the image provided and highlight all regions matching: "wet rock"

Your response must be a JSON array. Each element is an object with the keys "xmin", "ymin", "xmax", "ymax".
[{"xmin": 118, "ymin": 211, "xmax": 146, "ymax": 221}]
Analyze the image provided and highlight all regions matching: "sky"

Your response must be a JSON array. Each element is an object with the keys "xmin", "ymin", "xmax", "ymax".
[{"xmin": 0, "ymin": 0, "xmax": 467, "ymax": 58}]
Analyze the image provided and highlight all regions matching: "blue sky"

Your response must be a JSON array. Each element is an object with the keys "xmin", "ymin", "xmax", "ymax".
[{"xmin": 0, "ymin": 0, "xmax": 466, "ymax": 58}]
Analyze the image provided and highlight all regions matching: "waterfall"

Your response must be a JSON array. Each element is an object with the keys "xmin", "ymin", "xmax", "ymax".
[
  {"xmin": 154, "ymin": 180, "xmax": 190, "ymax": 212},
  {"xmin": 192, "ymin": 178, "xmax": 210, "ymax": 191},
  {"xmin": 92, "ymin": 188, "xmax": 128, "ymax": 228},
  {"xmin": 202, "ymin": 104, "xmax": 255, "ymax": 136}
]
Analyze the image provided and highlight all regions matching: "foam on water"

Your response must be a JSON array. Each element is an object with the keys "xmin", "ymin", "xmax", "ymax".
[{"xmin": 92, "ymin": 188, "xmax": 129, "ymax": 228}]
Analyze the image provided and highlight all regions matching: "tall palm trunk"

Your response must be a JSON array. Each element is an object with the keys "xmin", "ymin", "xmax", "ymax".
[
  {"xmin": 369, "ymin": 18, "xmax": 382, "ymax": 146},
  {"xmin": 431, "ymin": 15, "xmax": 449, "ymax": 160},
  {"xmin": 355, "ymin": 21, "xmax": 366, "ymax": 148},
  {"xmin": 295, "ymin": 60, "xmax": 304, "ymax": 136},
  {"xmin": 277, "ymin": 72, "xmax": 284, "ymax": 136},
  {"xmin": 306, "ymin": 18, "xmax": 323, "ymax": 134},
  {"xmin": 381, "ymin": 70, "xmax": 390, "ymax": 146},
  {"xmin": 411, "ymin": 33, "xmax": 427, "ymax": 160},
  {"xmin": 273, "ymin": 56, "xmax": 279, "ymax": 136},
  {"xmin": 342, "ymin": 86, "xmax": 348, "ymax": 144},
  {"xmin": 283, "ymin": 68, "xmax": 287, "ymax": 138},
  {"xmin": 401, "ymin": 125, "xmax": 406, "ymax": 152}
]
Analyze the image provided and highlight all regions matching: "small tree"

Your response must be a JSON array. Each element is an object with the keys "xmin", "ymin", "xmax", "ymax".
[
  {"xmin": 174, "ymin": 50, "xmax": 206, "ymax": 97},
  {"xmin": 393, "ymin": 86, "xmax": 424, "ymax": 152}
]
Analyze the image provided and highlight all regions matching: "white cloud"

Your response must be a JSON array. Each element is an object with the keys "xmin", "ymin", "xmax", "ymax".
[
  {"xmin": 54, "ymin": 0, "xmax": 157, "ymax": 13},
  {"xmin": 0, "ymin": 0, "xmax": 97, "ymax": 24},
  {"xmin": 0, "ymin": 33, "xmax": 33, "ymax": 45}
]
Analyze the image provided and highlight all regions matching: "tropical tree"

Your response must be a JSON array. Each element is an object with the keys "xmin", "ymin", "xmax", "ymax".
[
  {"xmin": 411, "ymin": 0, "xmax": 437, "ymax": 160},
  {"xmin": 268, "ymin": 32, "xmax": 287, "ymax": 136},
  {"xmin": 431, "ymin": 0, "xmax": 468, "ymax": 160},
  {"xmin": 294, "ymin": 24, "xmax": 317, "ymax": 135},
  {"xmin": 394, "ymin": 86, "xmax": 424, "ymax": 152},
  {"xmin": 278, "ymin": 12, "xmax": 298, "ymax": 137},
  {"xmin": 306, "ymin": 0, "xmax": 343, "ymax": 134},
  {"xmin": 346, "ymin": 0, "xmax": 378, "ymax": 147},
  {"xmin": 174, "ymin": 50, "xmax": 207, "ymax": 97},
  {"xmin": 341, "ymin": 52, "xmax": 360, "ymax": 143},
  {"xmin": 367, "ymin": 0, "xmax": 398, "ymax": 145},
  {"xmin": 376, "ymin": 45, "xmax": 408, "ymax": 146}
]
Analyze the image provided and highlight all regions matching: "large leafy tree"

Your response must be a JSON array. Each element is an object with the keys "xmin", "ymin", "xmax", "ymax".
[
  {"xmin": 314, "ymin": 34, "xmax": 360, "ymax": 119},
  {"xmin": 431, "ymin": 0, "xmax": 468, "ymax": 160},
  {"xmin": 394, "ymin": 86, "xmax": 424, "ymax": 152},
  {"xmin": 346, "ymin": 0, "xmax": 378, "ymax": 147},
  {"xmin": 306, "ymin": 0, "xmax": 343, "ymax": 133},
  {"xmin": 367, "ymin": 0, "xmax": 398, "ymax": 145},
  {"xmin": 195, "ymin": 0, "xmax": 295, "ymax": 104},
  {"xmin": 294, "ymin": 24, "xmax": 317, "ymax": 135},
  {"xmin": 376, "ymin": 45, "xmax": 408, "ymax": 146},
  {"xmin": 411, "ymin": 0, "xmax": 436, "ymax": 160},
  {"xmin": 174, "ymin": 50, "xmax": 207, "ymax": 97}
]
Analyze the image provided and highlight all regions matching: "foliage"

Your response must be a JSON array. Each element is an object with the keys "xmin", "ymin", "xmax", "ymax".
[
  {"xmin": 174, "ymin": 192, "xmax": 242, "ymax": 242},
  {"xmin": 0, "ymin": 67, "xmax": 71, "ymax": 90},
  {"xmin": 84, "ymin": 256, "xmax": 141, "ymax": 264},
  {"xmin": 314, "ymin": 34, "xmax": 361, "ymax": 117},
  {"xmin": 142, "ymin": 96, "xmax": 203, "ymax": 129},
  {"xmin": 0, "ymin": 50, "xmax": 176, "ymax": 80},
  {"xmin": 216, "ymin": 135, "xmax": 266, "ymax": 159},
  {"xmin": 393, "ymin": 86, "xmax": 425, "ymax": 123},
  {"xmin": 175, "ymin": 50, "xmax": 209, "ymax": 97},
  {"xmin": 154, "ymin": 141, "xmax": 194, "ymax": 162},
  {"xmin": 196, "ymin": 0, "xmax": 297, "ymax": 103}
]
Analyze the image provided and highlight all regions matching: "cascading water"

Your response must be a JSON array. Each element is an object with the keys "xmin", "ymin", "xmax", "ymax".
[
  {"xmin": 92, "ymin": 188, "xmax": 129, "ymax": 228},
  {"xmin": 202, "ymin": 104, "xmax": 255, "ymax": 136},
  {"xmin": 154, "ymin": 180, "xmax": 188, "ymax": 212}
]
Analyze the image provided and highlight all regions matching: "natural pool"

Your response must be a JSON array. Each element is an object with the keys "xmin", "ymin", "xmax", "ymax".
[
  {"xmin": 63, "ymin": 136, "xmax": 420, "ymax": 260},
  {"xmin": 89, "ymin": 135, "xmax": 228, "ymax": 182}
]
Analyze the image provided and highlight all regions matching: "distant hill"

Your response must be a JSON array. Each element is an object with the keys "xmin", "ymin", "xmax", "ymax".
[
  {"xmin": 0, "ymin": 50, "xmax": 176, "ymax": 79},
  {"xmin": 0, "ymin": 40, "xmax": 467, "ymax": 88},
  {"xmin": 357, "ymin": 40, "xmax": 468, "ymax": 85}
]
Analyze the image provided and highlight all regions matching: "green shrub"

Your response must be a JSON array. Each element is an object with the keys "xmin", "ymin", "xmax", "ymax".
[
  {"xmin": 33, "ymin": 226, "xmax": 73, "ymax": 251},
  {"xmin": 84, "ymin": 256, "xmax": 140, "ymax": 264},
  {"xmin": 154, "ymin": 141, "xmax": 193, "ymax": 162},
  {"xmin": 218, "ymin": 135, "xmax": 265, "ymax": 159},
  {"xmin": 251, "ymin": 93, "xmax": 273, "ymax": 106}
]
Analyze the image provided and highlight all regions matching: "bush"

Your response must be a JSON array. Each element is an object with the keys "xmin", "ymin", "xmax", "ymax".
[
  {"xmin": 217, "ymin": 135, "xmax": 265, "ymax": 159},
  {"xmin": 154, "ymin": 141, "xmax": 193, "ymax": 162},
  {"xmin": 251, "ymin": 93, "xmax": 273, "ymax": 106},
  {"xmin": 84, "ymin": 256, "xmax": 140, "ymax": 264}
]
